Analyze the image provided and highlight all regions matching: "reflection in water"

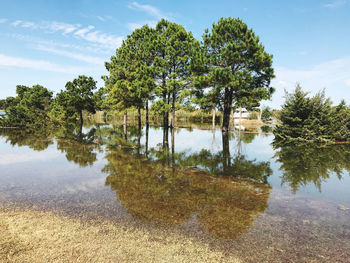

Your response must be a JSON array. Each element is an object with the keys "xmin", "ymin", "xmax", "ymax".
[
  {"xmin": 0, "ymin": 124, "xmax": 100, "ymax": 168},
  {"xmin": 0, "ymin": 128, "xmax": 53, "ymax": 151},
  {"xmin": 274, "ymin": 144, "xmax": 350, "ymax": 192},
  {"xmin": 103, "ymin": 150, "xmax": 270, "ymax": 239},
  {"xmin": 56, "ymin": 124, "xmax": 99, "ymax": 167},
  {"xmin": 98, "ymin": 125, "xmax": 272, "ymax": 239}
]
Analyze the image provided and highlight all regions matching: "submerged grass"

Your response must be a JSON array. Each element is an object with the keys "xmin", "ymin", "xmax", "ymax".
[{"xmin": 0, "ymin": 206, "xmax": 241, "ymax": 263}]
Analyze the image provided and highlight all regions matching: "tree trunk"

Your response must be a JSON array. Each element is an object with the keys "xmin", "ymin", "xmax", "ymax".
[
  {"xmin": 79, "ymin": 110, "xmax": 84, "ymax": 128},
  {"xmin": 222, "ymin": 88, "xmax": 233, "ymax": 132},
  {"xmin": 123, "ymin": 111, "xmax": 127, "ymax": 139},
  {"xmin": 145, "ymin": 124, "xmax": 149, "ymax": 157},
  {"xmin": 137, "ymin": 125, "xmax": 141, "ymax": 155},
  {"xmin": 239, "ymin": 107, "xmax": 242, "ymax": 124},
  {"xmin": 171, "ymin": 127, "xmax": 175, "ymax": 167},
  {"xmin": 163, "ymin": 91, "xmax": 168, "ymax": 128},
  {"xmin": 137, "ymin": 107, "xmax": 141, "ymax": 131},
  {"xmin": 212, "ymin": 106, "xmax": 216, "ymax": 129},
  {"xmin": 222, "ymin": 131, "xmax": 230, "ymax": 176},
  {"xmin": 162, "ymin": 74, "xmax": 168, "ymax": 128},
  {"xmin": 163, "ymin": 126, "xmax": 169, "ymax": 165},
  {"xmin": 145, "ymin": 99, "xmax": 149, "ymax": 127},
  {"xmin": 171, "ymin": 90, "xmax": 176, "ymax": 128}
]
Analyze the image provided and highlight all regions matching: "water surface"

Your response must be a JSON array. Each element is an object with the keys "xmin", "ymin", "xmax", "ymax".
[{"xmin": 0, "ymin": 125, "xmax": 349, "ymax": 262}]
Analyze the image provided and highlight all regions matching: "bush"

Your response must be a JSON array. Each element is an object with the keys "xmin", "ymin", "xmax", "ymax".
[
  {"xmin": 273, "ymin": 85, "xmax": 350, "ymax": 144},
  {"xmin": 248, "ymin": 112, "xmax": 258, "ymax": 120},
  {"xmin": 261, "ymin": 107, "xmax": 272, "ymax": 121}
]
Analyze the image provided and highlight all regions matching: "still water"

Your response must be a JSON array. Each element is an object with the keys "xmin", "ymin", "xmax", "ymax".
[{"xmin": 0, "ymin": 124, "xmax": 349, "ymax": 262}]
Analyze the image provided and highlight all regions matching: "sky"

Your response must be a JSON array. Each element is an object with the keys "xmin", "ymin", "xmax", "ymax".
[{"xmin": 0, "ymin": 0, "xmax": 349, "ymax": 108}]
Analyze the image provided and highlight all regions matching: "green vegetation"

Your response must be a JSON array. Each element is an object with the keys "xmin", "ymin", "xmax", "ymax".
[
  {"xmin": 248, "ymin": 112, "xmax": 258, "ymax": 120},
  {"xmin": 51, "ymin": 75, "xmax": 97, "ymax": 126},
  {"xmin": 1, "ymin": 18, "xmax": 274, "ymax": 131},
  {"xmin": 261, "ymin": 106, "xmax": 273, "ymax": 122},
  {"xmin": 104, "ymin": 25, "xmax": 157, "ymax": 128},
  {"xmin": 274, "ymin": 85, "xmax": 350, "ymax": 143},
  {"xmin": 0, "ymin": 85, "xmax": 52, "ymax": 128},
  {"xmin": 2, "ymin": 18, "xmax": 349, "ymax": 144},
  {"xmin": 192, "ymin": 17, "xmax": 275, "ymax": 131}
]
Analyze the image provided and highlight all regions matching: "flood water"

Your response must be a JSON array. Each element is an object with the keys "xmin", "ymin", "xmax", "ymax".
[{"xmin": 0, "ymin": 124, "xmax": 349, "ymax": 262}]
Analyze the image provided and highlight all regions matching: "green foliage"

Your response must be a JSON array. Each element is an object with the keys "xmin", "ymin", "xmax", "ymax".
[
  {"xmin": 261, "ymin": 106, "xmax": 273, "ymax": 121},
  {"xmin": 330, "ymin": 100, "xmax": 350, "ymax": 141},
  {"xmin": 248, "ymin": 112, "xmax": 258, "ymax": 120},
  {"xmin": 0, "ymin": 85, "xmax": 53, "ymax": 128},
  {"xmin": 274, "ymin": 85, "xmax": 350, "ymax": 143},
  {"xmin": 51, "ymin": 75, "xmax": 97, "ymax": 124},
  {"xmin": 193, "ymin": 17, "xmax": 275, "ymax": 130},
  {"xmin": 93, "ymin": 87, "xmax": 107, "ymax": 111},
  {"xmin": 104, "ymin": 25, "xmax": 157, "ymax": 113},
  {"xmin": 153, "ymin": 19, "xmax": 197, "ymax": 116}
]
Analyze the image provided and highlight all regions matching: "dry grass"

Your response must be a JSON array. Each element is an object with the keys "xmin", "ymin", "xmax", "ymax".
[
  {"xmin": 0, "ymin": 207, "xmax": 241, "ymax": 263},
  {"xmin": 238, "ymin": 119, "xmax": 264, "ymax": 129}
]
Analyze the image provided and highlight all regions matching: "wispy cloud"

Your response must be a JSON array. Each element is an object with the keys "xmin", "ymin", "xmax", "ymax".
[
  {"xmin": 127, "ymin": 20, "xmax": 157, "ymax": 31},
  {"xmin": 7, "ymin": 33, "xmax": 112, "ymax": 55},
  {"xmin": 11, "ymin": 20, "xmax": 80, "ymax": 34},
  {"xmin": 73, "ymin": 25, "xmax": 123, "ymax": 49},
  {"xmin": 10, "ymin": 19, "xmax": 123, "ymax": 49},
  {"xmin": 0, "ymin": 18, "xmax": 7, "ymax": 23},
  {"xmin": 35, "ymin": 45, "xmax": 105, "ymax": 65},
  {"xmin": 0, "ymin": 53, "xmax": 88, "ymax": 74},
  {"xmin": 96, "ymin": 15, "xmax": 112, "ymax": 22},
  {"xmin": 11, "ymin": 20, "xmax": 22, "ymax": 27},
  {"xmin": 97, "ymin": 16, "xmax": 106, "ymax": 22},
  {"xmin": 323, "ymin": 0, "xmax": 348, "ymax": 8},
  {"xmin": 128, "ymin": 1, "xmax": 166, "ymax": 19},
  {"xmin": 271, "ymin": 56, "xmax": 350, "ymax": 107}
]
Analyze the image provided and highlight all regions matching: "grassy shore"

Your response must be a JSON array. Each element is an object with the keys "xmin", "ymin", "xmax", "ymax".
[{"xmin": 0, "ymin": 206, "xmax": 241, "ymax": 263}]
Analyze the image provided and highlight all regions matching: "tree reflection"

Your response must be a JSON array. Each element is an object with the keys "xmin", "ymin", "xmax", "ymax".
[
  {"xmin": 147, "ymin": 131, "xmax": 272, "ymax": 184},
  {"xmin": 274, "ymin": 144, "xmax": 350, "ymax": 192},
  {"xmin": 103, "ymin": 148, "xmax": 271, "ymax": 240},
  {"xmin": 0, "ymin": 128, "xmax": 54, "ymax": 151},
  {"xmin": 55, "ymin": 124, "xmax": 99, "ymax": 167}
]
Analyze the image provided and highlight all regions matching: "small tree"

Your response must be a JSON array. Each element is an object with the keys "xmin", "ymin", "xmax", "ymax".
[
  {"xmin": 273, "ymin": 85, "xmax": 341, "ymax": 143},
  {"xmin": 0, "ymin": 85, "xmax": 52, "ymax": 128},
  {"xmin": 51, "ymin": 75, "xmax": 97, "ymax": 126},
  {"xmin": 261, "ymin": 106, "xmax": 272, "ymax": 121}
]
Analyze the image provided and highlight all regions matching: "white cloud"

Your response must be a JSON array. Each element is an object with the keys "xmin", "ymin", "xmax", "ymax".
[
  {"xmin": 127, "ymin": 20, "xmax": 157, "ymax": 31},
  {"xmin": 323, "ymin": 0, "xmax": 348, "ymax": 8},
  {"xmin": 74, "ymin": 25, "xmax": 95, "ymax": 37},
  {"xmin": 15, "ymin": 20, "xmax": 80, "ymax": 34},
  {"xmin": 345, "ymin": 79, "xmax": 350, "ymax": 87},
  {"xmin": 10, "ymin": 20, "xmax": 123, "ymax": 50},
  {"xmin": 0, "ymin": 18, "xmax": 7, "ymax": 23},
  {"xmin": 128, "ymin": 1, "xmax": 166, "ymax": 19},
  {"xmin": 74, "ymin": 26, "xmax": 123, "ymax": 49},
  {"xmin": 270, "ymin": 56, "xmax": 350, "ymax": 108},
  {"xmin": 0, "ymin": 53, "xmax": 88, "ymax": 74},
  {"xmin": 97, "ymin": 16, "xmax": 106, "ymax": 22},
  {"xmin": 0, "ymin": 151, "xmax": 59, "ymax": 165},
  {"xmin": 8, "ymin": 33, "xmax": 111, "ymax": 55},
  {"xmin": 35, "ymin": 45, "xmax": 105, "ymax": 65},
  {"xmin": 11, "ymin": 20, "xmax": 22, "ymax": 27}
]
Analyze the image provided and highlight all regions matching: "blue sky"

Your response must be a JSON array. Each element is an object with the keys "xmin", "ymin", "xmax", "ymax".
[{"xmin": 0, "ymin": 0, "xmax": 349, "ymax": 108}]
